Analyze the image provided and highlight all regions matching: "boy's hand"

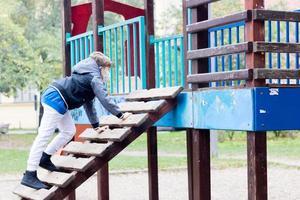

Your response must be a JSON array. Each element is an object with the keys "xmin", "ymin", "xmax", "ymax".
[
  {"xmin": 94, "ymin": 125, "xmax": 109, "ymax": 133},
  {"xmin": 120, "ymin": 112, "xmax": 132, "ymax": 121}
]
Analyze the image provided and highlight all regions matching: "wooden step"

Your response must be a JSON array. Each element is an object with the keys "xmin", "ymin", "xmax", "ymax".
[
  {"xmin": 118, "ymin": 100, "xmax": 166, "ymax": 113},
  {"xmin": 125, "ymin": 86, "xmax": 183, "ymax": 101},
  {"xmin": 37, "ymin": 168, "xmax": 76, "ymax": 188},
  {"xmin": 100, "ymin": 113, "xmax": 148, "ymax": 127},
  {"xmin": 79, "ymin": 128, "xmax": 131, "ymax": 142},
  {"xmin": 51, "ymin": 155, "xmax": 95, "ymax": 172},
  {"xmin": 13, "ymin": 185, "xmax": 57, "ymax": 200},
  {"xmin": 62, "ymin": 141, "xmax": 111, "ymax": 156}
]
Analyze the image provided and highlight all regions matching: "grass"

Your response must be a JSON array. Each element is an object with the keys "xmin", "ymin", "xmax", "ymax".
[{"xmin": 0, "ymin": 131, "xmax": 299, "ymax": 174}]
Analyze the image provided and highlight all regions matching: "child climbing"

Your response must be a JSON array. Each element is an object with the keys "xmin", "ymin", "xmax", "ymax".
[{"xmin": 21, "ymin": 51, "xmax": 131, "ymax": 189}]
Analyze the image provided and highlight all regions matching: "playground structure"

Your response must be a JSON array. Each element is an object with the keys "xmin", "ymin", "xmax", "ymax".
[{"xmin": 13, "ymin": 0, "xmax": 300, "ymax": 199}]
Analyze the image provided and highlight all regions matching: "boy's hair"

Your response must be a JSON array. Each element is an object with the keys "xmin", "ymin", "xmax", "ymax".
[{"xmin": 90, "ymin": 51, "xmax": 112, "ymax": 67}]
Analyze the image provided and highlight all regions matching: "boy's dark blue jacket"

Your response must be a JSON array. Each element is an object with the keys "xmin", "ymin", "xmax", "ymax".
[{"xmin": 49, "ymin": 57, "xmax": 122, "ymax": 127}]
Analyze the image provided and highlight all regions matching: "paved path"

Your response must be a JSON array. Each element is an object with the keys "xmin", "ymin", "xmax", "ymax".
[{"xmin": 4, "ymin": 167, "xmax": 300, "ymax": 200}]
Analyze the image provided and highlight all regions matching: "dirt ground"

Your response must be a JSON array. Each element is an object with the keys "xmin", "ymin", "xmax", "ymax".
[{"xmin": 4, "ymin": 166, "xmax": 300, "ymax": 200}]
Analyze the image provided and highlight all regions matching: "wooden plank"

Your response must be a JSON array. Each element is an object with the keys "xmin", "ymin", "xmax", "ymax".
[
  {"xmin": 51, "ymin": 155, "xmax": 95, "ymax": 172},
  {"xmin": 187, "ymin": 42, "xmax": 252, "ymax": 60},
  {"xmin": 187, "ymin": 69, "xmax": 252, "ymax": 83},
  {"xmin": 187, "ymin": 10, "xmax": 251, "ymax": 33},
  {"xmin": 118, "ymin": 100, "xmax": 166, "ymax": 113},
  {"xmin": 37, "ymin": 168, "xmax": 76, "ymax": 188},
  {"xmin": 253, "ymin": 42, "xmax": 300, "ymax": 53},
  {"xmin": 253, "ymin": 69, "xmax": 300, "ymax": 79},
  {"xmin": 63, "ymin": 142, "xmax": 111, "ymax": 156},
  {"xmin": 253, "ymin": 9, "xmax": 300, "ymax": 22},
  {"xmin": 13, "ymin": 185, "xmax": 57, "ymax": 200},
  {"xmin": 186, "ymin": 0, "xmax": 220, "ymax": 8},
  {"xmin": 100, "ymin": 113, "xmax": 149, "ymax": 127},
  {"xmin": 125, "ymin": 86, "xmax": 183, "ymax": 101},
  {"xmin": 79, "ymin": 128, "xmax": 131, "ymax": 142}
]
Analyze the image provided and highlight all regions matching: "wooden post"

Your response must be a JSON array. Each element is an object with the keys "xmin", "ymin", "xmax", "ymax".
[
  {"xmin": 92, "ymin": 0, "xmax": 107, "ymax": 200},
  {"xmin": 245, "ymin": 0, "xmax": 268, "ymax": 200},
  {"xmin": 144, "ymin": 0, "xmax": 158, "ymax": 200},
  {"xmin": 186, "ymin": 3, "xmax": 211, "ymax": 200},
  {"xmin": 61, "ymin": 0, "xmax": 72, "ymax": 77},
  {"xmin": 62, "ymin": 1, "xmax": 75, "ymax": 199}
]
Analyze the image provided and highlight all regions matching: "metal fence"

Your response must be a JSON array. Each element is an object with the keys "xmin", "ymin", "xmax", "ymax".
[{"xmin": 67, "ymin": 16, "xmax": 147, "ymax": 94}]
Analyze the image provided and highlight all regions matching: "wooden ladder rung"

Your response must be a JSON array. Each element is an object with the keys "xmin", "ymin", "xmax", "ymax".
[
  {"xmin": 13, "ymin": 184, "xmax": 57, "ymax": 200},
  {"xmin": 79, "ymin": 128, "xmax": 131, "ymax": 142},
  {"xmin": 125, "ymin": 86, "xmax": 183, "ymax": 101},
  {"xmin": 51, "ymin": 155, "xmax": 95, "ymax": 172},
  {"xmin": 37, "ymin": 168, "xmax": 76, "ymax": 188},
  {"xmin": 118, "ymin": 100, "xmax": 166, "ymax": 113},
  {"xmin": 100, "ymin": 113, "xmax": 148, "ymax": 127},
  {"xmin": 62, "ymin": 141, "xmax": 111, "ymax": 156}
]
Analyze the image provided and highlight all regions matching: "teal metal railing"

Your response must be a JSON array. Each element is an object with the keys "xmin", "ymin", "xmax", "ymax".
[
  {"xmin": 67, "ymin": 17, "xmax": 146, "ymax": 95},
  {"xmin": 67, "ymin": 31, "xmax": 94, "ymax": 68},
  {"xmin": 150, "ymin": 35, "xmax": 185, "ymax": 88},
  {"xmin": 98, "ymin": 16, "xmax": 147, "ymax": 94}
]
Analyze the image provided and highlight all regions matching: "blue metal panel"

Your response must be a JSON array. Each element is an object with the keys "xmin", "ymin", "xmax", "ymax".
[
  {"xmin": 71, "ymin": 97, "xmax": 125, "ymax": 124},
  {"xmin": 193, "ymin": 89, "xmax": 254, "ymax": 131},
  {"xmin": 254, "ymin": 87, "xmax": 300, "ymax": 131},
  {"xmin": 155, "ymin": 92, "xmax": 193, "ymax": 128}
]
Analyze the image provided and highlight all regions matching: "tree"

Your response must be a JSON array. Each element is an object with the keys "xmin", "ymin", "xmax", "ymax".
[{"xmin": 0, "ymin": 18, "xmax": 34, "ymax": 95}]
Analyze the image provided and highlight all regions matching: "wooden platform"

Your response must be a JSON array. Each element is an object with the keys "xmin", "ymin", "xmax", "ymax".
[{"xmin": 12, "ymin": 86, "xmax": 183, "ymax": 200}]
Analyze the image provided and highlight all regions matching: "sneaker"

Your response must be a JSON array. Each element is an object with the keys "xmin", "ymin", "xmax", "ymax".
[
  {"xmin": 21, "ymin": 170, "xmax": 49, "ymax": 190},
  {"xmin": 39, "ymin": 152, "xmax": 60, "ymax": 172}
]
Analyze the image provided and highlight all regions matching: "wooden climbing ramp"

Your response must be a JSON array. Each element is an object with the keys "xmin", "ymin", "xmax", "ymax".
[{"xmin": 13, "ymin": 86, "xmax": 183, "ymax": 200}]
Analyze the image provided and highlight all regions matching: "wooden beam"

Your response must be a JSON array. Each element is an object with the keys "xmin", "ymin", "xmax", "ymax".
[
  {"xmin": 187, "ymin": 42, "xmax": 252, "ymax": 60},
  {"xmin": 187, "ymin": 10, "xmax": 252, "ymax": 33},
  {"xmin": 253, "ymin": 9, "xmax": 300, "ymax": 22},
  {"xmin": 245, "ymin": 0, "xmax": 268, "ymax": 200},
  {"xmin": 253, "ymin": 42, "xmax": 300, "ymax": 53},
  {"xmin": 187, "ymin": 69, "xmax": 252, "ymax": 83},
  {"xmin": 253, "ymin": 69, "xmax": 300, "ymax": 79},
  {"xmin": 147, "ymin": 126, "xmax": 159, "ymax": 200},
  {"xmin": 92, "ymin": 1, "xmax": 106, "ymax": 199},
  {"xmin": 61, "ymin": 0, "xmax": 71, "ymax": 77},
  {"xmin": 182, "ymin": 0, "xmax": 189, "ymax": 88},
  {"xmin": 186, "ymin": 0, "xmax": 220, "ymax": 8},
  {"xmin": 144, "ymin": 0, "xmax": 155, "ymax": 89},
  {"xmin": 247, "ymin": 132, "xmax": 268, "ymax": 200}
]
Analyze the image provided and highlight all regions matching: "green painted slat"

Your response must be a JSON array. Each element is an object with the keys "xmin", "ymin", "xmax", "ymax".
[
  {"xmin": 155, "ymin": 42, "xmax": 160, "ymax": 88},
  {"xmin": 168, "ymin": 40, "xmax": 172, "ymax": 86},
  {"xmin": 121, "ymin": 26, "xmax": 125, "ymax": 93},
  {"xmin": 126, "ymin": 24, "xmax": 131, "ymax": 92},
  {"xmin": 138, "ymin": 17, "xmax": 147, "ymax": 89},
  {"xmin": 174, "ymin": 38, "xmax": 178, "ymax": 86},
  {"xmin": 84, "ymin": 36, "xmax": 89, "ymax": 58},
  {"xmin": 114, "ymin": 28, "xmax": 119, "ymax": 93},
  {"xmin": 180, "ymin": 37, "xmax": 185, "ymax": 87},
  {"xmin": 80, "ymin": 38, "xmax": 84, "ymax": 61},
  {"xmin": 70, "ymin": 40, "xmax": 74, "ymax": 67},
  {"xmin": 75, "ymin": 39, "xmax": 79, "ymax": 64},
  {"xmin": 133, "ymin": 22, "xmax": 138, "ymax": 90},
  {"xmin": 89, "ymin": 35, "xmax": 93, "ymax": 54},
  {"xmin": 162, "ymin": 41, "xmax": 166, "ymax": 87},
  {"xmin": 103, "ymin": 31, "xmax": 106, "ymax": 56},
  {"xmin": 109, "ymin": 29, "xmax": 113, "ymax": 93},
  {"xmin": 67, "ymin": 31, "xmax": 93, "ymax": 42}
]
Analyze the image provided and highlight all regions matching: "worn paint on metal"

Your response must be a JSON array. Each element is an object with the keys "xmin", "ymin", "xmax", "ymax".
[
  {"xmin": 155, "ymin": 92, "xmax": 193, "ymax": 128},
  {"xmin": 193, "ymin": 88, "xmax": 253, "ymax": 130}
]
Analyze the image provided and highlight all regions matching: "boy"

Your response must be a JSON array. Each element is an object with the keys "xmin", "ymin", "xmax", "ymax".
[{"xmin": 21, "ymin": 52, "xmax": 131, "ymax": 189}]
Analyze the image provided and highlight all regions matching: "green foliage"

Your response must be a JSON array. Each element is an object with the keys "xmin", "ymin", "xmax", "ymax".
[{"xmin": 0, "ymin": 0, "xmax": 62, "ymax": 96}]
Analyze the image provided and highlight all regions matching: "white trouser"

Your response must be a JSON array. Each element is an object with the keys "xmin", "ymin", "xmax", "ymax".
[{"xmin": 27, "ymin": 104, "xmax": 76, "ymax": 171}]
